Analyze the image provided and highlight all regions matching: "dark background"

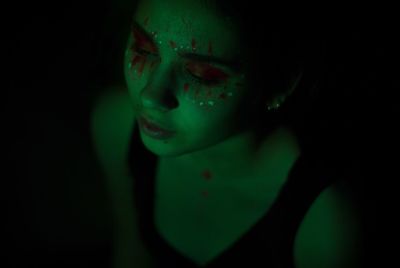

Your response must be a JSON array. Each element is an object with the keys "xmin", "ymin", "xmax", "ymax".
[
  {"xmin": 4, "ymin": 1, "xmax": 397, "ymax": 267},
  {"xmin": 4, "ymin": 1, "xmax": 135, "ymax": 267}
]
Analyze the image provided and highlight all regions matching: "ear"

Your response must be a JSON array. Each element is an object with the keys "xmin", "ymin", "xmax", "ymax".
[{"xmin": 266, "ymin": 69, "xmax": 303, "ymax": 109}]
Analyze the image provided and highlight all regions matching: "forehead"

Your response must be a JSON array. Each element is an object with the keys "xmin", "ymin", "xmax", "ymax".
[{"xmin": 134, "ymin": 0, "xmax": 243, "ymax": 59}]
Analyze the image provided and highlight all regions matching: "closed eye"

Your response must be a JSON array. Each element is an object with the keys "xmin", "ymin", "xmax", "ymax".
[
  {"xmin": 187, "ymin": 70, "xmax": 223, "ymax": 85},
  {"xmin": 185, "ymin": 61, "xmax": 229, "ymax": 85},
  {"xmin": 135, "ymin": 47, "xmax": 154, "ymax": 56}
]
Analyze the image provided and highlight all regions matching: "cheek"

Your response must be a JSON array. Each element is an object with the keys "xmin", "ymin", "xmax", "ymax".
[
  {"xmin": 123, "ymin": 51, "xmax": 156, "ymax": 103},
  {"xmin": 181, "ymin": 80, "xmax": 243, "ymax": 109},
  {"xmin": 124, "ymin": 51, "xmax": 160, "ymax": 101}
]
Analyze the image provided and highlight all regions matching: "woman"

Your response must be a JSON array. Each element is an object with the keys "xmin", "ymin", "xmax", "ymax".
[{"xmin": 91, "ymin": 0, "xmax": 362, "ymax": 267}]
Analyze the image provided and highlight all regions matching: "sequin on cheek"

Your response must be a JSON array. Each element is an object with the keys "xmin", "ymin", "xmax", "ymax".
[{"xmin": 191, "ymin": 38, "xmax": 197, "ymax": 51}]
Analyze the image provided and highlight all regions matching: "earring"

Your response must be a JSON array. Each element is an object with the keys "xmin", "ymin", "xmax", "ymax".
[
  {"xmin": 266, "ymin": 95, "xmax": 286, "ymax": 111},
  {"xmin": 266, "ymin": 102, "xmax": 281, "ymax": 111}
]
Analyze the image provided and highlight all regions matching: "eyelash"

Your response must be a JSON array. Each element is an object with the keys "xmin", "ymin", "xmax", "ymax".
[
  {"xmin": 185, "ymin": 69, "xmax": 222, "ymax": 86},
  {"xmin": 130, "ymin": 43, "xmax": 223, "ymax": 86},
  {"xmin": 132, "ymin": 46, "xmax": 156, "ymax": 57}
]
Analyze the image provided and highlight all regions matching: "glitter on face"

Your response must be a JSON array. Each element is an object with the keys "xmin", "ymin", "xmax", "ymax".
[
  {"xmin": 191, "ymin": 38, "xmax": 197, "ymax": 51},
  {"xmin": 127, "ymin": 18, "xmax": 242, "ymax": 110}
]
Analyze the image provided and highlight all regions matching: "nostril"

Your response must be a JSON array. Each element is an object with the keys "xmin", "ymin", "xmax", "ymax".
[
  {"xmin": 165, "ymin": 94, "xmax": 179, "ymax": 109},
  {"xmin": 141, "ymin": 87, "xmax": 178, "ymax": 111}
]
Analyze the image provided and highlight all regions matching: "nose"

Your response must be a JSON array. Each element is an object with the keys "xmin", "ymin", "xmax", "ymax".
[{"xmin": 140, "ymin": 65, "xmax": 179, "ymax": 112}]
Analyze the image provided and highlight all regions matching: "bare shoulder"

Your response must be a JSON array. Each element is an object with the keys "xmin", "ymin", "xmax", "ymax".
[{"xmin": 294, "ymin": 179, "xmax": 363, "ymax": 268}]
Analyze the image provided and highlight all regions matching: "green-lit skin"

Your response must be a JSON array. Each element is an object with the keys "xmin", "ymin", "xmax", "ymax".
[
  {"xmin": 123, "ymin": 0, "xmax": 265, "ymax": 164},
  {"xmin": 91, "ymin": 0, "xmax": 362, "ymax": 267},
  {"xmin": 92, "ymin": 91, "xmax": 361, "ymax": 268}
]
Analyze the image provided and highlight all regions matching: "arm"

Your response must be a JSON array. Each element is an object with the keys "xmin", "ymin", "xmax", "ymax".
[
  {"xmin": 294, "ymin": 180, "xmax": 363, "ymax": 268},
  {"xmin": 91, "ymin": 87, "xmax": 155, "ymax": 268}
]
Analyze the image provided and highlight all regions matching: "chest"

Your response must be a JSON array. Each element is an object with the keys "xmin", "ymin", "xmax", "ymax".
[{"xmin": 152, "ymin": 158, "xmax": 290, "ymax": 266}]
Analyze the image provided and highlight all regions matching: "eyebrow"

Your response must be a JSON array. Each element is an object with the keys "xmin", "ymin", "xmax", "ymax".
[{"xmin": 132, "ymin": 20, "xmax": 243, "ymax": 72}]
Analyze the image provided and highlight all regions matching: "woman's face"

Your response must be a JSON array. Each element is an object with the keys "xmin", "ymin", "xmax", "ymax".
[{"xmin": 125, "ymin": 0, "xmax": 256, "ymax": 157}]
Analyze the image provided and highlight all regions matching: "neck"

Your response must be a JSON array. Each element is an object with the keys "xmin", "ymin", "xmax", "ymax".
[{"xmin": 161, "ymin": 124, "xmax": 300, "ymax": 182}]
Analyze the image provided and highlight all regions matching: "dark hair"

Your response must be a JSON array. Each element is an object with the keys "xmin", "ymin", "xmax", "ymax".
[
  {"xmin": 205, "ymin": 1, "xmax": 370, "ymax": 181},
  {"xmin": 204, "ymin": 0, "xmax": 326, "ymax": 97},
  {"xmin": 222, "ymin": 3, "xmax": 377, "ymax": 181},
  {"xmin": 200, "ymin": 1, "xmax": 329, "ymax": 148}
]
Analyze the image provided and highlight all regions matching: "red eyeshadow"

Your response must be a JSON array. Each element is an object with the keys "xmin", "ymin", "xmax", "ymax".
[
  {"xmin": 169, "ymin": 41, "xmax": 177, "ymax": 49},
  {"xmin": 186, "ymin": 62, "xmax": 229, "ymax": 82},
  {"xmin": 130, "ymin": 55, "xmax": 142, "ymax": 68},
  {"xmin": 131, "ymin": 27, "xmax": 158, "ymax": 53},
  {"xmin": 202, "ymin": 170, "xmax": 212, "ymax": 180},
  {"xmin": 138, "ymin": 58, "xmax": 146, "ymax": 75},
  {"xmin": 184, "ymin": 83, "xmax": 190, "ymax": 92}
]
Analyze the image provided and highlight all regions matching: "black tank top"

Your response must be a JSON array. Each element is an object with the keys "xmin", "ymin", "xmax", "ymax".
[{"xmin": 128, "ymin": 122, "xmax": 334, "ymax": 267}]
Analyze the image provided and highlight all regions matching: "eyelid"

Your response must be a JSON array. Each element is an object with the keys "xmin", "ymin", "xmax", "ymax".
[
  {"xmin": 131, "ymin": 20, "xmax": 242, "ymax": 72},
  {"xmin": 130, "ymin": 39, "xmax": 159, "ymax": 59},
  {"xmin": 184, "ymin": 62, "xmax": 228, "ymax": 86},
  {"xmin": 186, "ymin": 71, "xmax": 224, "ymax": 86},
  {"xmin": 179, "ymin": 51, "xmax": 243, "ymax": 73},
  {"xmin": 130, "ymin": 27, "xmax": 158, "ymax": 53},
  {"xmin": 185, "ymin": 61, "xmax": 229, "ymax": 81},
  {"xmin": 135, "ymin": 47, "xmax": 152, "ymax": 56}
]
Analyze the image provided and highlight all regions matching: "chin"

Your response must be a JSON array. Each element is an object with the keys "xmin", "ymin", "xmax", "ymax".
[
  {"xmin": 139, "ymin": 131, "xmax": 188, "ymax": 157},
  {"xmin": 139, "ymin": 126, "xmax": 236, "ymax": 158}
]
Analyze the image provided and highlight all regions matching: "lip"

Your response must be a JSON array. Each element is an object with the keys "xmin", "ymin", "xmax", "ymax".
[{"xmin": 138, "ymin": 115, "xmax": 175, "ymax": 139}]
